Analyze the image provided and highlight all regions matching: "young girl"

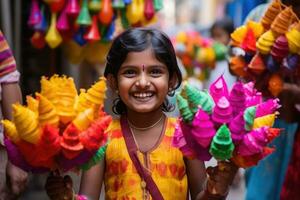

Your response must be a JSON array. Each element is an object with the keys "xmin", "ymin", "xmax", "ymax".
[{"xmin": 45, "ymin": 28, "xmax": 237, "ymax": 200}]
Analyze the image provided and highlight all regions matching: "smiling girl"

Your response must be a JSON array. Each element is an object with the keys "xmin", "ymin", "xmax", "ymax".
[{"xmin": 45, "ymin": 28, "xmax": 237, "ymax": 200}]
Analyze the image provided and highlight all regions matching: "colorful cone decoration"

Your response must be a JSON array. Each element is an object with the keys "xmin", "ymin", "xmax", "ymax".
[
  {"xmin": 26, "ymin": 96, "xmax": 39, "ymax": 114},
  {"xmin": 184, "ymin": 84, "xmax": 203, "ymax": 114},
  {"xmin": 12, "ymin": 104, "xmax": 41, "ymax": 144},
  {"xmin": 60, "ymin": 123, "xmax": 84, "ymax": 159},
  {"xmin": 76, "ymin": 0, "xmax": 92, "ymax": 25},
  {"xmin": 241, "ymin": 28, "xmax": 257, "ymax": 53},
  {"xmin": 229, "ymin": 113, "xmax": 246, "ymax": 143},
  {"xmin": 229, "ymin": 56, "xmax": 247, "ymax": 78},
  {"xmin": 253, "ymin": 114, "xmax": 276, "ymax": 129},
  {"xmin": 231, "ymin": 147, "xmax": 274, "ymax": 168},
  {"xmin": 45, "ymin": 13, "xmax": 62, "ymax": 48},
  {"xmin": 75, "ymin": 77, "xmax": 107, "ymax": 113},
  {"xmin": 66, "ymin": 0, "xmax": 80, "ymax": 17},
  {"xmin": 49, "ymin": 0, "xmax": 66, "ymax": 13},
  {"xmin": 57, "ymin": 5, "xmax": 70, "ymax": 31},
  {"xmin": 153, "ymin": 0, "xmax": 163, "ymax": 11},
  {"xmin": 126, "ymin": 0, "xmax": 143, "ymax": 25},
  {"xmin": 89, "ymin": 0, "xmax": 101, "ymax": 12},
  {"xmin": 229, "ymin": 82, "xmax": 246, "ymax": 117},
  {"xmin": 209, "ymin": 124, "xmax": 234, "ymax": 160},
  {"xmin": 191, "ymin": 109, "xmax": 216, "ymax": 148},
  {"xmin": 286, "ymin": 23, "xmax": 300, "ymax": 53},
  {"xmin": 271, "ymin": 35, "xmax": 289, "ymax": 62},
  {"xmin": 230, "ymin": 25, "xmax": 247, "ymax": 46},
  {"xmin": 84, "ymin": 15, "xmax": 101, "ymax": 42},
  {"xmin": 256, "ymin": 30, "xmax": 276, "ymax": 54},
  {"xmin": 260, "ymin": 0, "xmax": 282, "ymax": 30},
  {"xmin": 268, "ymin": 73, "xmax": 283, "ymax": 97},
  {"xmin": 73, "ymin": 108, "xmax": 95, "ymax": 131},
  {"xmin": 176, "ymin": 94, "xmax": 194, "ymax": 123},
  {"xmin": 36, "ymin": 93, "xmax": 59, "ymax": 127},
  {"xmin": 209, "ymin": 75, "xmax": 229, "ymax": 104},
  {"xmin": 99, "ymin": 0, "xmax": 114, "ymax": 25},
  {"xmin": 238, "ymin": 127, "xmax": 268, "ymax": 156},
  {"xmin": 271, "ymin": 7, "xmax": 293, "ymax": 36},
  {"xmin": 255, "ymin": 98, "xmax": 280, "ymax": 118},
  {"xmin": 28, "ymin": 0, "xmax": 42, "ymax": 27},
  {"xmin": 248, "ymin": 53, "xmax": 266, "ymax": 75},
  {"xmin": 30, "ymin": 31, "xmax": 46, "ymax": 49},
  {"xmin": 212, "ymin": 96, "xmax": 233, "ymax": 125},
  {"xmin": 246, "ymin": 20, "xmax": 264, "ymax": 38},
  {"xmin": 80, "ymin": 115, "xmax": 111, "ymax": 152},
  {"xmin": 172, "ymin": 122, "xmax": 196, "ymax": 159},
  {"xmin": 243, "ymin": 106, "xmax": 256, "ymax": 131},
  {"xmin": 144, "ymin": 0, "xmax": 155, "ymax": 20},
  {"xmin": 41, "ymin": 75, "xmax": 77, "ymax": 124},
  {"xmin": 2, "ymin": 120, "xmax": 19, "ymax": 143}
]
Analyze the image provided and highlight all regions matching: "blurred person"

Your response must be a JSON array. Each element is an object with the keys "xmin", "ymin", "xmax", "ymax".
[
  {"xmin": 210, "ymin": 17, "xmax": 234, "ymax": 46},
  {"xmin": 0, "ymin": 31, "xmax": 28, "ymax": 199},
  {"xmin": 243, "ymin": 1, "xmax": 300, "ymax": 200}
]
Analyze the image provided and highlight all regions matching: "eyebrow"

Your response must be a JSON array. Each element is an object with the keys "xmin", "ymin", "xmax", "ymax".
[{"xmin": 120, "ymin": 64, "xmax": 166, "ymax": 69}]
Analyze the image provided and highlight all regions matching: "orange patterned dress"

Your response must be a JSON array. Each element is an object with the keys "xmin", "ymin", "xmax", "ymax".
[{"xmin": 104, "ymin": 117, "xmax": 188, "ymax": 200}]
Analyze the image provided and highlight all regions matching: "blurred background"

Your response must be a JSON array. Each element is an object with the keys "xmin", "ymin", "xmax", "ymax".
[{"xmin": 0, "ymin": 0, "xmax": 268, "ymax": 199}]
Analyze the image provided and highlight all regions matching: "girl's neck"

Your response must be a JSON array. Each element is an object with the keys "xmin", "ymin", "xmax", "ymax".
[{"xmin": 126, "ymin": 109, "xmax": 164, "ymax": 129}]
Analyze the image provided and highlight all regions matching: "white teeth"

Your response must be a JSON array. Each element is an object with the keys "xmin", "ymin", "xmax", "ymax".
[{"xmin": 133, "ymin": 92, "xmax": 153, "ymax": 98}]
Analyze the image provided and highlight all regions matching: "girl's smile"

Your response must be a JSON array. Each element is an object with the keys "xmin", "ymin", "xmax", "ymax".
[{"xmin": 116, "ymin": 48, "xmax": 170, "ymax": 114}]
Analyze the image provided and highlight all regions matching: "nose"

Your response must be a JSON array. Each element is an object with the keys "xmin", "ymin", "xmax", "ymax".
[{"xmin": 135, "ymin": 73, "xmax": 150, "ymax": 88}]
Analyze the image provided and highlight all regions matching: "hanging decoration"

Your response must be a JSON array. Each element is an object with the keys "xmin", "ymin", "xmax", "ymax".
[
  {"xmin": 228, "ymin": 0, "xmax": 300, "ymax": 97},
  {"xmin": 27, "ymin": 0, "xmax": 163, "ymax": 49},
  {"xmin": 172, "ymin": 75, "xmax": 282, "ymax": 168}
]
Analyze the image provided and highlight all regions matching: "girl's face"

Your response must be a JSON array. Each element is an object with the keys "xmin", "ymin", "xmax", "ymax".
[{"xmin": 116, "ymin": 48, "xmax": 171, "ymax": 114}]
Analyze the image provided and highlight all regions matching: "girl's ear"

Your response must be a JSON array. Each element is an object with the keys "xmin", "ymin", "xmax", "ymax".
[
  {"xmin": 168, "ymin": 73, "xmax": 178, "ymax": 91},
  {"xmin": 107, "ymin": 74, "xmax": 118, "ymax": 91}
]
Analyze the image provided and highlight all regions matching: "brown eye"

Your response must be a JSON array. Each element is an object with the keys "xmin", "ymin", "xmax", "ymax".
[
  {"xmin": 150, "ymin": 68, "xmax": 163, "ymax": 77},
  {"xmin": 123, "ymin": 69, "xmax": 137, "ymax": 77}
]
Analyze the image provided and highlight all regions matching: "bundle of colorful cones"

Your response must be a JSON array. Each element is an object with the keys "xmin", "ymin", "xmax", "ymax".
[
  {"xmin": 2, "ymin": 75, "xmax": 111, "ymax": 172},
  {"xmin": 228, "ymin": 0, "xmax": 300, "ymax": 97},
  {"xmin": 172, "ymin": 75, "xmax": 281, "ymax": 168}
]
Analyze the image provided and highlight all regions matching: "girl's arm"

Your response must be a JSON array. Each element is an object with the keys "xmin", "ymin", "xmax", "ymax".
[
  {"xmin": 79, "ymin": 158, "xmax": 105, "ymax": 200},
  {"xmin": 185, "ymin": 158, "xmax": 207, "ymax": 200}
]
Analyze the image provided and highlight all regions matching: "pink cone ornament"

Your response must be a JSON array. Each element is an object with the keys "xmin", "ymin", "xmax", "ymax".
[
  {"xmin": 28, "ymin": 0, "xmax": 42, "ymax": 27},
  {"xmin": 144, "ymin": 0, "xmax": 155, "ymax": 20},
  {"xmin": 57, "ymin": 5, "xmax": 70, "ymax": 31},
  {"xmin": 66, "ymin": 0, "xmax": 80, "ymax": 17}
]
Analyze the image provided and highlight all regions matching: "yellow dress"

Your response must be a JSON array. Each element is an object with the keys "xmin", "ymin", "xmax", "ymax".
[{"xmin": 104, "ymin": 117, "xmax": 188, "ymax": 200}]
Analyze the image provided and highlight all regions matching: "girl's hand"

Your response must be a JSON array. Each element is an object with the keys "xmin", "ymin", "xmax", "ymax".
[
  {"xmin": 45, "ymin": 172, "xmax": 74, "ymax": 200},
  {"xmin": 206, "ymin": 161, "xmax": 238, "ymax": 196}
]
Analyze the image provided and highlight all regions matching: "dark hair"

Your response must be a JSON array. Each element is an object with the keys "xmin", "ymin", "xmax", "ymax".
[
  {"xmin": 104, "ymin": 27, "xmax": 182, "ymax": 115},
  {"xmin": 210, "ymin": 17, "xmax": 234, "ymax": 36}
]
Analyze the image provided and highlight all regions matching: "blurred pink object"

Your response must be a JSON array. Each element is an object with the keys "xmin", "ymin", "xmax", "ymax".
[
  {"xmin": 238, "ymin": 127, "xmax": 268, "ymax": 156},
  {"xmin": 28, "ymin": 0, "xmax": 42, "ymax": 27},
  {"xmin": 229, "ymin": 81, "xmax": 246, "ymax": 117},
  {"xmin": 209, "ymin": 75, "xmax": 229, "ymax": 104},
  {"xmin": 57, "ymin": 5, "xmax": 70, "ymax": 31},
  {"xmin": 256, "ymin": 98, "xmax": 280, "ymax": 118},
  {"xmin": 191, "ymin": 109, "xmax": 216, "ymax": 148},
  {"xmin": 212, "ymin": 96, "xmax": 233, "ymax": 125},
  {"xmin": 229, "ymin": 113, "xmax": 246, "ymax": 143},
  {"xmin": 66, "ymin": 0, "xmax": 80, "ymax": 17}
]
